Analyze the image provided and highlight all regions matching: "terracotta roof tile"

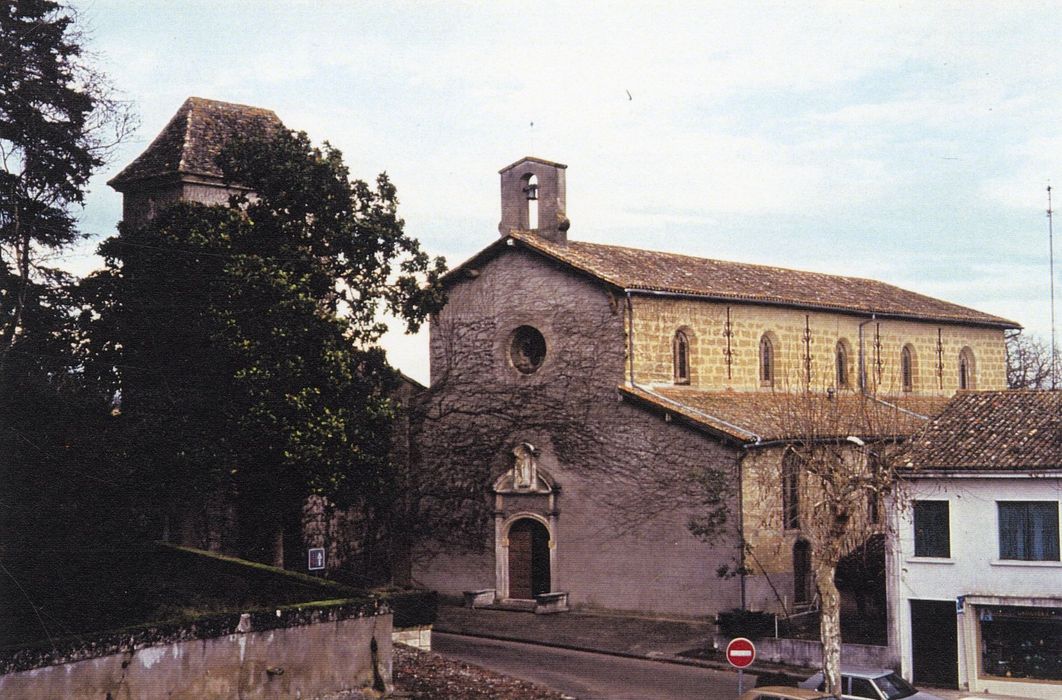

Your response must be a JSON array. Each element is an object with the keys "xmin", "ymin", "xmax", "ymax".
[
  {"xmin": 904, "ymin": 390, "xmax": 1062, "ymax": 470},
  {"xmin": 506, "ymin": 232, "xmax": 1017, "ymax": 328},
  {"xmin": 108, "ymin": 97, "xmax": 283, "ymax": 188},
  {"xmin": 620, "ymin": 385, "xmax": 949, "ymax": 443}
]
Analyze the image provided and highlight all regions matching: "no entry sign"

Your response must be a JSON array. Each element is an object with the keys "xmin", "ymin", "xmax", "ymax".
[{"xmin": 726, "ymin": 637, "xmax": 756, "ymax": 668}]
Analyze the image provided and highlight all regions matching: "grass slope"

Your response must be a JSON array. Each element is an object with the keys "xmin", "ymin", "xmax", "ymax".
[{"xmin": 0, "ymin": 543, "xmax": 361, "ymax": 648}]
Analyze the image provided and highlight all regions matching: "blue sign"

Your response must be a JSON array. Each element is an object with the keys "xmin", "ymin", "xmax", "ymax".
[{"xmin": 308, "ymin": 547, "xmax": 326, "ymax": 571}]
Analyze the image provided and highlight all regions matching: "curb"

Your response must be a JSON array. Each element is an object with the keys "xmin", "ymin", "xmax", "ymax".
[{"xmin": 432, "ymin": 627, "xmax": 806, "ymax": 681}]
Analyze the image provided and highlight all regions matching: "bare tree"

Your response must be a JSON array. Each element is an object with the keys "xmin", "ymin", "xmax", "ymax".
[
  {"xmin": 745, "ymin": 388, "xmax": 915, "ymax": 698},
  {"xmin": 1005, "ymin": 330, "xmax": 1057, "ymax": 389}
]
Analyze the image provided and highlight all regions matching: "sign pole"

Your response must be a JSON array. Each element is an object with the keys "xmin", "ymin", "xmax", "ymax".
[{"xmin": 725, "ymin": 636, "xmax": 757, "ymax": 697}]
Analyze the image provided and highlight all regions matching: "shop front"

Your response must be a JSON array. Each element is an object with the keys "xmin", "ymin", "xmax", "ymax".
[{"xmin": 959, "ymin": 596, "xmax": 1062, "ymax": 699}]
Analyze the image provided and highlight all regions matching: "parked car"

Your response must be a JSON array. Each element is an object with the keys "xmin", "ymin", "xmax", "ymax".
[
  {"xmin": 798, "ymin": 668, "xmax": 943, "ymax": 700},
  {"xmin": 740, "ymin": 687, "xmax": 834, "ymax": 700}
]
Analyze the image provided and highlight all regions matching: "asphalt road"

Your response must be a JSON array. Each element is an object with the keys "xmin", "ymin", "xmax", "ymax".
[{"xmin": 433, "ymin": 632, "xmax": 748, "ymax": 700}]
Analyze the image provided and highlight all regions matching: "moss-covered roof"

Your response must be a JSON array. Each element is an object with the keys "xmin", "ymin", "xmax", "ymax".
[
  {"xmin": 108, "ymin": 97, "xmax": 283, "ymax": 189},
  {"xmin": 904, "ymin": 390, "xmax": 1062, "ymax": 470}
]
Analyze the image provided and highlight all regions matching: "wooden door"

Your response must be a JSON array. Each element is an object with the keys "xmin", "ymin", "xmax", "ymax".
[
  {"xmin": 508, "ymin": 519, "xmax": 550, "ymax": 599},
  {"xmin": 508, "ymin": 520, "xmax": 533, "ymax": 599}
]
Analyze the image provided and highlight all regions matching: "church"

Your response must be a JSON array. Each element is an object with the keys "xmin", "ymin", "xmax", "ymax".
[
  {"xmin": 108, "ymin": 97, "xmax": 1019, "ymax": 619},
  {"xmin": 411, "ymin": 155, "xmax": 1018, "ymax": 617}
]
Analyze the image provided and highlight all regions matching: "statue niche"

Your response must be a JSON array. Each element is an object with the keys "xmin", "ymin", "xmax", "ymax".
[
  {"xmin": 492, "ymin": 442, "xmax": 554, "ymax": 496},
  {"xmin": 513, "ymin": 442, "xmax": 537, "ymax": 489}
]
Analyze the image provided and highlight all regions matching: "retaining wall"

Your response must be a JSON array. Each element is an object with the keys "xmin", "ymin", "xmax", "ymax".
[{"xmin": 0, "ymin": 600, "xmax": 391, "ymax": 700}]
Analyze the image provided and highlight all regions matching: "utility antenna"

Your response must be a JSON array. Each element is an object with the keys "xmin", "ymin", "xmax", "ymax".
[{"xmin": 1050, "ymin": 185, "xmax": 1058, "ymax": 388}]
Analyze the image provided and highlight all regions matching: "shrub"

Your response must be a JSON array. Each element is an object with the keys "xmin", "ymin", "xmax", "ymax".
[{"xmin": 716, "ymin": 608, "xmax": 775, "ymax": 639}]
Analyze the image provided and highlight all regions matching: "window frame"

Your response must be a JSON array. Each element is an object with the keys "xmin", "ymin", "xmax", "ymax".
[
  {"xmin": 912, "ymin": 500, "xmax": 951, "ymax": 558},
  {"xmin": 900, "ymin": 345, "xmax": 915, "ymax": 393},
  {"xmin": 997, "ymin": 501, "xmax": 1060, "ymax": 562},
  {"xmin": 760, "ymin": 333, "xmax": 775, "ymax": 387},
  {"xmin": 835, "ymin": 339, "xmax": 851, "ymax": 389},
  {"xmin": 958, "ymin": 347, "xmax": 975, "ymax": 391},
  {"xmin": 673, "ymin": 330, "xmax": 691, "ymax": 385}
]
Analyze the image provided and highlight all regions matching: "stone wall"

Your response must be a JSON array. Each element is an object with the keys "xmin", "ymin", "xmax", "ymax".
[
  {"xmin": 715, "ymin": 634, "xmax": 895, "ymax": 669},
  {"xmin": 416, "ymin": 246, "xmax": 744, "ymax": 616},
  {"xmin": 628, "ymin": 296, "xmax": 1007, "ymax": 394},
  {"xmin": 0, "ymin": 602, "xmax": 391, "ymax": 700}
]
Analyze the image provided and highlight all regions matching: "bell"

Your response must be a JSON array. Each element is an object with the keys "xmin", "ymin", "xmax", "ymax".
[{"xmin": 524, "ymin": 182, "xmax": 538, "ymax": 201}]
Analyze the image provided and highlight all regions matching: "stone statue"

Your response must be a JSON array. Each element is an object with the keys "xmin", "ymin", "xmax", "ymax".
[{"xmin": 512, "ymin": 442, "xmax": 537, "ymax": 489}]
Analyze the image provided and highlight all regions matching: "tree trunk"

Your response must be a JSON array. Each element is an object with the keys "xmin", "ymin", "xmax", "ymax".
[
  {"xmin": 815, "ymin": 555, "xmax": 843, "ymax": 698},
  {"xmin": 272, "ymin": 523, "xmax": 285, "ymax": 568}
]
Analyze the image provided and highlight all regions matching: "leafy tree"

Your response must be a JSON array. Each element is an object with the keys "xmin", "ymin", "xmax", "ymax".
[
  {"xmin": 0, "ymin": 0, "xmax": 135, "ymax": 564},
  {"xmin": 0, "ymin": 0, "xmax": 134, "ymax": 370},
  {"xmin": 86, "ymin": 129, "xmax": 446, "ymax": 569}
]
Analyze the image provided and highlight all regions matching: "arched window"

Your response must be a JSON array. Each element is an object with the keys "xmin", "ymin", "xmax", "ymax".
[
  {"xmin": 782, "ymin": 451, "xmax": 801, "ymax": 530},
  {"xmin": 836, "ymin": 340, "xmax": 851, "ymax": 389},
  {"xmin": 673, "ymin": 330, "xmax": 691, "ymax": 385},
  {"xmin": 760, "ymin": 334, "xmax": 775, "ymax": 387},
  {"xmin": 958, "ymin": 347, "xmax": 975, "ymax": 390},
  {"xmin": 901, "ymin": 345, "xmax": 915, "ymax": 393}
]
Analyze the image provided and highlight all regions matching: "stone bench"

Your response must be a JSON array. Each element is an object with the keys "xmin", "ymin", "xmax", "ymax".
[
  {"xmin": 463, "ymin": 589, "xmax": 497, "ymax": 609},
  {"xmin": 533, "ymin": 591, "xmax": 570, "ymax": 614}
]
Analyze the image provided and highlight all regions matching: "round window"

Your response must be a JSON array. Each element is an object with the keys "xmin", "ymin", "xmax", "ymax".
[{"xmin": 510, "ymin": 325, "xmax": 547, "ymax": 374}]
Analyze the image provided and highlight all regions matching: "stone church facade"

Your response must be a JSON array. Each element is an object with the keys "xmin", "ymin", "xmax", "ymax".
[{"xmin": 413, "ymin": 156, "xmax": 1018, "ymax": 617}]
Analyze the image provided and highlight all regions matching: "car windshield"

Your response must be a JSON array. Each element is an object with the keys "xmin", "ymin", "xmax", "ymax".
[{"xmin": 873, "ymin": 672, "xmax": 918, "ymax": 699}]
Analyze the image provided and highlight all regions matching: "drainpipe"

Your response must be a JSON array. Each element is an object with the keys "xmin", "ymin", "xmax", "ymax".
[
  {"xmin": 858, "ymin": 315, "xmax": 877, "ymax": 392},
  {"xmin": 625, "ymin": 290, "xmax": 636, "ymax": 385}
]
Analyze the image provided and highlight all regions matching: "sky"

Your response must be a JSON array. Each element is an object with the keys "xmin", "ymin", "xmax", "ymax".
[{"xmin": 66, "ymin": 0, "xmax": 1062, "ymax": 385}]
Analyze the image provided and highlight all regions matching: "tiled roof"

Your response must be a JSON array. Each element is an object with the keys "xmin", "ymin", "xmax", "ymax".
[
  {"xmin": 904, "ymin": 390, "xmax": 1062, "ymax": 470},
  {"xmin": 108, "ymin": 97, "xmax": 283, "ymax": 188},
  {"xmin": 620, "ymin": 385, "xmax": 949, "ymax": 443},
  {"xmin": 500, "ymin": 232, "xmax": 1018, "ymax": 328}
]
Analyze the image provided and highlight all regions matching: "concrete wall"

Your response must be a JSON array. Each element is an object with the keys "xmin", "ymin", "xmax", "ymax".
[
  {"xmin": 716, "ymin": 635, "xmax": 895, "ymax": 670},
  {"xmin": 416, "ymin": 246, "xmax": 744, "ymax": 617},
  {"xmin": 629, "ymin": 296, "xmax": 1007, "ymax": 395},
  {"xmin": 0, "ymin": 611, "xmax": 391, "ymax": 700}
]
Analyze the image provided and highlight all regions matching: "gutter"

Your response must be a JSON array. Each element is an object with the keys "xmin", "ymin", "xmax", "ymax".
[
  {"xmin": 620, "ymin": 288, "xmax": 1018, "ymax": 331},
  {"xmin": 865, "ymin": 394, "xmax": 931, "ymax": 421},
  {"xmin": 900, "ymin": 468, "xmax": 1062, "ymax": 479}
]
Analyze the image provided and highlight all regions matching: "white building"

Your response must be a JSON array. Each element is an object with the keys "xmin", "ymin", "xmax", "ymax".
[{"xmin": 887, "ymin": 390, "xmax": 1062, "ymax": 699}]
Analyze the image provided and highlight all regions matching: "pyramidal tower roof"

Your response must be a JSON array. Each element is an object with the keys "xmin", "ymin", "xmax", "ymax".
[{"xmin": 108, "ymin": 97, "xmax": 283, "ymax": 190}]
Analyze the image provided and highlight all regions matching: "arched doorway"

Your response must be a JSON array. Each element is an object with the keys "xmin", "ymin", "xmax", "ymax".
[
  {"xmin": 508, "ymin": 518, "xmax": 551, "ymax": 599},
  {"xmin": 793, "ymin": 539, "xmax": 813, "ymax": 605}
]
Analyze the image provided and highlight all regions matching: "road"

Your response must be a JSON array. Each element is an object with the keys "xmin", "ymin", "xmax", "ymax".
[{"xmin": 433, "ymin": 632, "xmax": 747, "ymax": 700}]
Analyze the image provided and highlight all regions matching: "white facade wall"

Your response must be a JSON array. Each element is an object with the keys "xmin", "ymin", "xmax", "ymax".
[{"xmin": 887, "ymin": 474, "xmax": 1062, "ymax": 699}]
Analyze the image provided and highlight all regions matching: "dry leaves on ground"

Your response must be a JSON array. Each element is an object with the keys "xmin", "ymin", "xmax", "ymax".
[{"xmin": 392, "ymin": 643, "xmax": 573, "ymax": 700}]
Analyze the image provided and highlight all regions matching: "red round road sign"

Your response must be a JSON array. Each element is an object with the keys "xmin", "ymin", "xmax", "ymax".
[{"xmin": 725, "ymin": 637, "xmax": 756, "ymax": 668}]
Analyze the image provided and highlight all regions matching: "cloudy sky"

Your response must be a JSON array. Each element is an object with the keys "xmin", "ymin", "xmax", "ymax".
[{"xmin": 69, "ymin": 1, "xmax": 1061, "ymax": 384}]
